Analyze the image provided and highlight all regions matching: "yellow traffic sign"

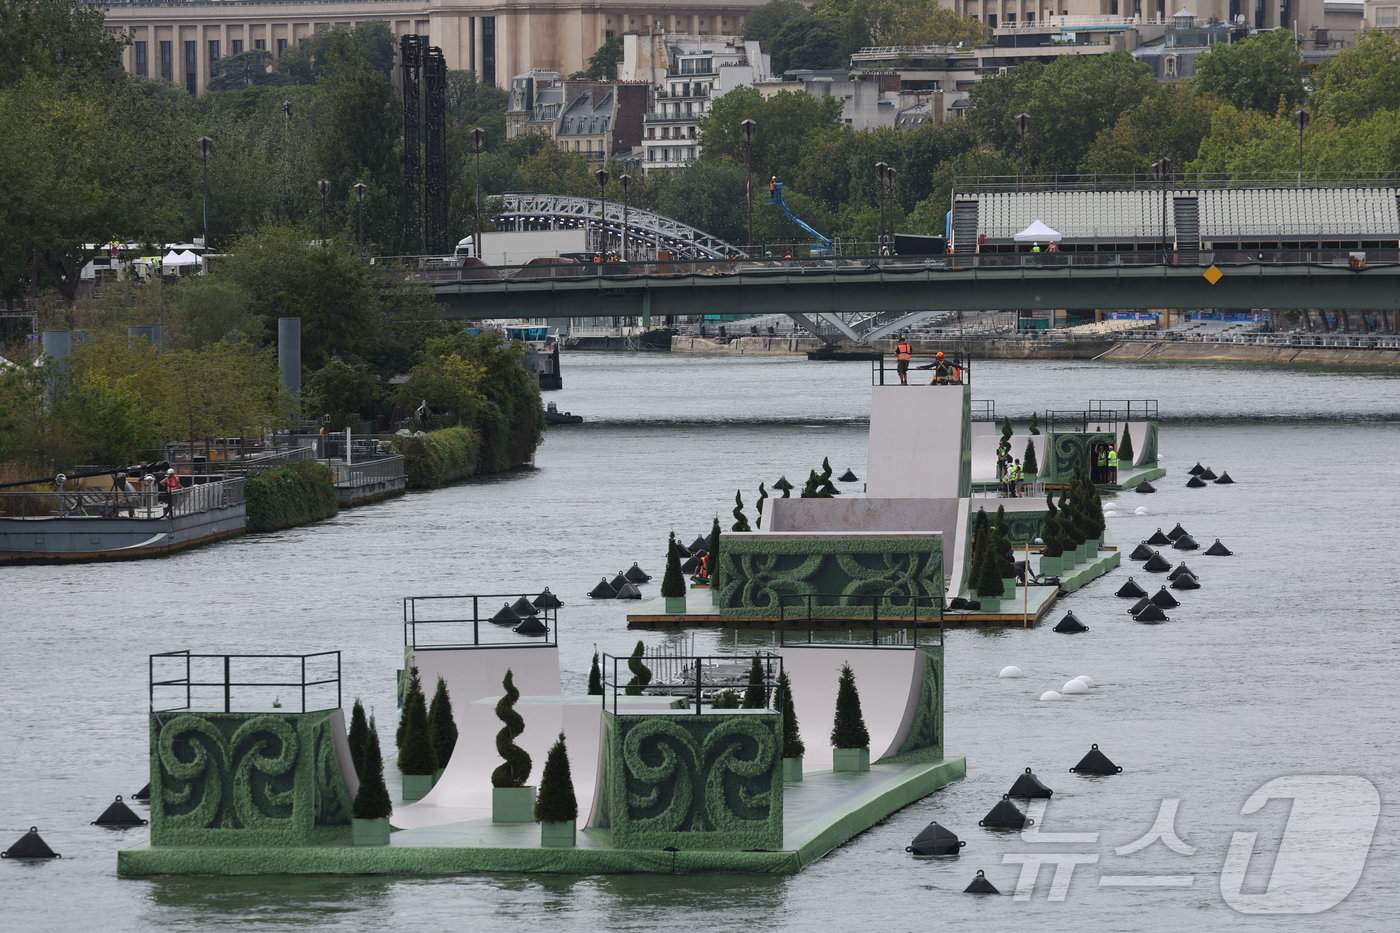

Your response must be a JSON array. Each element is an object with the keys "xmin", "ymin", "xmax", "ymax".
[{"xmin": 1202, "ymin": 265, "xmax": 1223, "ymax": 284}]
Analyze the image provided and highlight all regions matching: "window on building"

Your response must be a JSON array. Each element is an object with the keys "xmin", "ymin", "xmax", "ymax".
[
  {"xmin": 1027, "ymin": 12, "xmax": 1035, "ymax": 23},
  {"xmin": 254, "ymin": 39, "xmax": 266, "ymax": 51},
  {"xmin": 647, "ymin": 127, "xmax": 655, "ymax": 139},
  {"xmin": 208, "ymin": 40, "xmax": 220, "ymax": 67},
  {"xmin": 160, "ymin": 39, "xmax": 173, "ymax": 82},
  {"xmin": 482, "ymin": 17, "xmax": 496, "ymax": 85},
  {"xmin": 231, "ymin": 39, "xmax": 243, "ymax": 54},
  {"xmin": 987, "ymin": 14, "xmax": 997, "ymax": 27},
  {"xmin": 277, "ymin": 38, "xmax": 287, "ymax": 55},
  {"xmin": 184, "ymin": 40, "xmax": 197, "ymax": 66},
  {"xmin": 135, "ymin": 40, "xmax": 148, "ymax": 76},
  {"xmin": 1378, "ymin": 7, "xmax": 1400, "ymax": 25},
  {"xmin": 1007, "ymin": 13, "xmax": 1016, "ymax": 24}
]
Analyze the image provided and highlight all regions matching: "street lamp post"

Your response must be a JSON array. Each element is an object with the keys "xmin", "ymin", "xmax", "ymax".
[
  {"xmin": 594, "ymin": 168, "xmax": 610, "ymax": 258},
  {"xmin": 874, "ymin": 161, "xmax": 889, "ymax": 254},
  {"xmin": 1014, "ymin": 113, "xmax": 1030, "ymax": 188},
  {"xmin": 317, "ymin": 179, "xmax": 330, "ymax": 241},
  {"xmin": 1152, "ymin": 157, "xmax": 1172, "ymax": 265},
  {"xmin": 470, "ymin": 127, "xmax": 486, "ymax": 260},
  {"xmin": 741, "ymin": 119, "xmax": 757, "ymax": 252},
  {"xmin": 196, "ymin": 136, "xmax": 212, "ymax": 249},
  {"xmin": 885, "ymin": 166, "xmax": 897, "ymax": 252},
  {"xmin": 1292, "ymin": 108, "xmax": 1311, "ymax": 188},
  {"xmin": 619, "ymin": 174, "xmax": 632, "ymax": 263},
  {"xmin": 353, "ymin": 183, "xmax": 368, "ymax": 248}
]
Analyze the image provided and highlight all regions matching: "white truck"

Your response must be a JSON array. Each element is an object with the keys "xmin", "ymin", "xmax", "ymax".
[{"xmin": 453, "ymin": 229, "xmax": 589, "ymax": 266}]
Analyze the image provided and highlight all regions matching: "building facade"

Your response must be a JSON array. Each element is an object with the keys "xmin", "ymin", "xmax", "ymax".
[{"xmin": 100, "ymin": 0, "xmax": 767, "ymax": 96}]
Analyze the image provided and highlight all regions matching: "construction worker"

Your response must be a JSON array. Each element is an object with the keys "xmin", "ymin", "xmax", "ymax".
[
  {"xmin": 1008, "ymin": 459, "xmax": 1024, "ymax": 497},
  {"xmin": 932, "ymin": 351, "xmax": 951, "ymax": 384},
  {"xmin": 1094, "ymin": 444, "xmax": 1108, "ymax": 483},
  {"xmin": 1107, "ymin": 444, "xmax": 1119, "ymax": 483},
  {"xmin": 159, "ymin": 468, "xmax": 181, "ymax": 515},
  {"xmin": 895, "ymin": 335, "xmax": 912, "ymax": 385}
]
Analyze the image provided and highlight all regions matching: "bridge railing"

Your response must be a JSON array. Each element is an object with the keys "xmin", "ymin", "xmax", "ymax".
[{"xmin": 954, "ymin": 172, "xmax": 1400, "ymax": 193}]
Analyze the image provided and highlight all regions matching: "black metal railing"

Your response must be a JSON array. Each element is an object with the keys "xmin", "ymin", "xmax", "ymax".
[
  {"xmin": 403, "ymin": 594, "xmax": 559, "ymax": 649},
  {"xmin": 0, "ymin": 476, "xmax": 243, "ymax": 519},
  {"xmin": 970, "ymin": 399, "xmax": 996, "ymax": 422},
  {"xmin": 1088, "ymin": 399, "xmax": 1158, "ymax": 421},
  {"xmin": 149, "ymin": 650, "xmax": 341, "ymax": 714},
  {"xmin": 776, "ymin": 593, "xmax": 944, "ymax": 636},
  {"xmin": 872, "ymin": 354, "xmax": 972, "ymax": 386},
  {"xmin": 601, "ymin": 652, "xmax": 785, "ymax": 716},
  {"xmin": 953, "ymin": 171, "xmax": 1400, "ymax": 193}
]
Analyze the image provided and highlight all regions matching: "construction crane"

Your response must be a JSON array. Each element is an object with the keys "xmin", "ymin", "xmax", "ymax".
[{"xmin": 764, "ymin": 179, "xmax": 835, "ymax": 256}]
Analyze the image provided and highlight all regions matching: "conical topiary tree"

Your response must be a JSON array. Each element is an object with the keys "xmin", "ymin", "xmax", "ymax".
[
  {"xmin": 660, "ymin": 532, "xmax": 684, "ymax": 598},
  {"xmin": 830, "ymin": 663, "xmax": 870, "ymax": 750},
  {"xmin": 625, "ymin": 640, "xmax": 651, "ymax": 696},
  {"xmin": 491, "ymin": 669, "xmax": 531, "ymax": 788},
  {"xmin": 969, "ymin": 507, "xmax": 990, "ymax": 576},
  {"xmin": 353, "ymin": 720, "xmax": 392, "ymax": 820},
  {"xmin": 708, "ymin": 516, "xmax": 722, "ymax": 589},
  {"xmin": 587, "ymin": 651, "xmax": 603, "ymax": 696},
  {"xmin": 534, "ymin": 731, "xmax": 578, "ymax": 823},
  {"xmin": 732, "ymin": 489, "xmax": 751, "ymax": 531},
  {"xmin": 974, "ymin": 527, "xmax": 1007, "ymax": 598},
  {"xmin": 777, "ymin": 669, "xmax": 804, "ymax": 759},
  {"xmin": 427, "ymin": 675, "xmax": 458, "ymax": 771},
  {"xmin": 742, "ymin": 653, "xmax": 767, "ymax": 709},
  {"xmin": 755, "ymin": 482, "xmax": 768, "ymax": 529},
  {"xmin": 1118, "ymin": 424, "xmax": 1134, "ymax": 465},
  {"xmin": 1023, "ymin": 437, "xmax": 1038, "ymax": 475},
  {"xmin": 397, "ymin": 670, "xmax": 437, "ymax": 777},
  {"xmin": 396, "ymin": 667, "xmax": 424, "ymax": 751},
  {"xmin": 348, "ymin": 698, "xmax": 370, "ymax": 779}
]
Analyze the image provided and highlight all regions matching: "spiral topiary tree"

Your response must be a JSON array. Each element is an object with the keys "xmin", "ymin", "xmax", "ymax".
[
  {"xmin": 427, "ymin": 675, "xmax": 458, "ymax": 772},
  {"xmin": 624, "ymin": 640, "xmax": 652, "ymax": 696},
  {"xmin": 1040, "ymin": 511, "xmax": 1064, "ymax": 558},
  {"xmin": 821, "ymin": 456, "xmax": 833, "ymax": 480},
  {"xmin": 1029, "ymin": 412, "xmax": 1040, "ymax": 435},
  {"xmin": 742, "ymin": 653, "xmax": 767, "ymax": 709},
  {"xmin": 732, "ymin": 489, "xmax": 751, "ymax": 531},
  {"xmin": 777, "ymin": 669, "xmax": 804, "ymax": 759},
  {"xmin": 347, "ymin": 698, "xmax": 370, "ymax": 779},
  {"xmin": 1001, "ymin": 416, "xmax": 1013, "ymax": 441},
  {"xmin": 534, "ymin": 731, "xmax": 578, "ymax": 823},
  {"xmin": 397, "ymin": 671, "xmax": 437, "ymax": 778},
  {"xmin": 755, "ymin": 482, "xmax": 768, "ymax": 529},
  {"xmin": 800, "ymin": 470, "xmax": 820, "ymax": 498},
  {"xmin": 660, "ymin": 532, "xmax": 684, "ymax": 598},
  {"xmin": 830, "ymin": 663, "xmax": 870, "ymax": 750},
  {"xmin": 352, "ymin": 721, "xmax": 392, "ymax": 821},
  {"xmin": 587, "ymin": 651, "xmax": 603, "ymax": 696},
  {"xmin": 1118, "ymin": 423, "xmax": 1134, "ymax": 465},
  {"xmin": 491, "ymin": 669, "xmax": 531, "ymax": 788}
]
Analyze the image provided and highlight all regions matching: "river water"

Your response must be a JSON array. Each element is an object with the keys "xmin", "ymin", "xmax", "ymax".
[{"xmin": 2, "ymin": 354, "xmax": 1398, "ymax": 931}]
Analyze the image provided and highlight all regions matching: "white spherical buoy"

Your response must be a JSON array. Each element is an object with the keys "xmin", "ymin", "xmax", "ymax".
[
  {"xmin": 1073, "ymin": 675, "xmax": 1096, "ymax": 688},
  {"xmin": 1039, "ymin": 690, "xmax": 1062, "ymax": 701},
  {"xmin": 1104, "ymin": 510, "xmax": 1119, "ymax": 518},
  {"xmin": 1103, "ymin": 500, "xmax": 1119, "ymax": 510},
  {"xmin": 1062, "ymin": 679, "xmax": 1090, "ymax": 695},
  {"xmin": 999, "ymin": 665, "xmax": 1025, "ymax": 679},
  {"xmin": 1134, "ymin": 506, "xmax": 1149, "ymax": 515}
]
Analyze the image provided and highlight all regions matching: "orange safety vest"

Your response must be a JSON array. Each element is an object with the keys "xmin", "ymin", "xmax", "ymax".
[
  {"xmin": 160, "ymin": 475, "xmax": 181, "ymax": 492},
  {"xmin": 698, "ymin": 554, "xmax": 710, "ymax": 578},
  {"xmin": 950, "ymin": 365, "xmax": 962, "ymax": 382},
  {"xmin": 896, "ymin": 341, "xmax": 911, "ymax": 361}
]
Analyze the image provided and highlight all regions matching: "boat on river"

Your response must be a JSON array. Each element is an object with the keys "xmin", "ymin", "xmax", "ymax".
[{"xmin": 544, "ymin": 401, "xmax": 583, "ymax": 425}]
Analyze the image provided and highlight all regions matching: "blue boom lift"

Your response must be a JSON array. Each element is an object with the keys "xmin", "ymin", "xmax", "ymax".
[{"xmin": 763, "ymin": 179, "xmax": 835, "ymax": 256}]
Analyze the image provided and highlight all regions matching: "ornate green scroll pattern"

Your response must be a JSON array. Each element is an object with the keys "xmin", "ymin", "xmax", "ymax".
[
  {"xmin": 150, "ymin": 710, "xmax": 353, "ymax": 847},
  {"xmin": 884, "ymin": 646, "xmax": 945, "ymax": 764},
  {"xmin": 1043, "ymin": 433, "xmax": 1113, "ymax": 483},
  {"xmin": 603, "ymin": 712, "xmax": 783, "ymax": 851},
  {"xmin": 715, "ymin": 535, "xmax": 943, "ymax": 618}
]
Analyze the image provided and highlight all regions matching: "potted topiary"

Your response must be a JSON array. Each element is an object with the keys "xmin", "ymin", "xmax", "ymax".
[
  {"xmin": 777, "ymin": 669, "xmax": 805, "ymax": 782},
  {"xmin": 347, "ymin": 698, "xmax": 369, "ymax": 779},
  {"xmin": 427, "ymin": 675, "xmax": 457, "ymax": 785},
  {"xmin": 1023, "ymin": 436, "xmax": 1038, "ymax": 478},
  {"xmin": 973, "ymin": 530, "xmax": 1006, "ymax": 612},
  {"xmin": 352, "ymin": 718, "xmax": 392, "ymax": 845},
  {"xmin": 661, "ymin": 532, "xmax": 686, "ymax": 613},
  {"xmin": 624, "ymin": 640, "xmax": 651, "ymax": 696},
  {"xmin": 1038, "ymin": 511, "xmax": 1062, "ymax": 577},
  {"xmin": 830, "ymin": 663, "xmax": 871, "ymax": 772},
  {"xmin": 491, "ymin": 669, "xmax": 534, "ymax": 822},
  {"xmin": 535, "ymin": 731, "xmax": 578, "ymax": 847},
  {"xmin": 397, "ymin": 668, "xmax": 437, "ymax": 801}
]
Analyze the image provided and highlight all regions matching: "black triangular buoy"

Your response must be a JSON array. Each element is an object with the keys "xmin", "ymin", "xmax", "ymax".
[
  {"xmin": 533, "ymin": 588, "xmax": 563, "ymax": 610},
  {"xmin": 512, "ymin": 596, "xmax": 538, "ymax": 616},
  {"xmin": 838, "ymin": 468, "xmax": 859, "ymax": 482},
  {"xmin": 1133, "ymin": 603, "xmax": 1169, "ymax": 623},
  {"xmin": 1134, "ymin": 481, "xmax": 1156, "ymax": 493},
  {"xmin": 132, "ymin": 782, "xmax": 151, "ymax": 801},
  {"xmin": 1150, "ymin": 586, "xmax": 1179, "ymax": 609},
  {"xmin": 2, "ymin": 827, "xmax": 59, "ymax": 859},
  {"xmin": 1053, "ymin": 612, "xmax": 1088, "ymax": 634},
  {"xmin": 588, "ymin": 579, "xmax": 616, "ymax": 599},
  {"xmin": 979, "ymin": 795, "xmax": 1032, "ymax": 830},
  {"xmin": 674, "ymin": 542, "xmax": 691, "ymax": 558},
  {"xmin": 1142, "ymin": 552, "xmax": 1172, "ymax": 572},
  {"xmin": 1171, "ymin": 573, "xmax": 1200, "ymax": 591},
  {"xmin": 680, "ymin": 555, "xmax": 700, "ymax": 574},
  {"xmin": 1128, "ymin": 543, "xmax": 1154, "ymax": 561},
  {"xmin": 609, "ymin": 572, "xmax": 629, "ymax": 592},
  {"xmin": 1070, "ymin": 744, "xmax": 1122, "ymax": 775},
  {"xmin": 1213, "ymin": 472, "xmax": 1235, "ymax": 485},
  {"xmin": 1186, "ymin": 476, "xmax": 1207, "ymax": 488},
  {"xmin": 1172, "ymin": 534, "xmax": 1199, "ymax": 551},
  {"xmin": 513, "ymin": 616, "xmax": 549, "ymax": 636},
  {"xmin": 1008, "ymin": 767, "xmax": 1053, "ymax": 799},
  {"xmin": 906, "ymin": 821, "xmax": 965, "ymax": 856},
  {"xmin": 1116, "ymin": 578, "xmax": 1147, "ymax": 598},
  {"xmin": 964, "ymin": 870, "xmax": 1000, "ymax": 894},
  {"xmin": 491, "ymin": 602, "xmax": 522, "ymax": 622},
  {"xmin": 93, "ymin": 795, "xmax": 147, "ymax": 827},
  {"xmin": 1204, "ymin": 539, "xmax": 1233, "ymax": 556},
  {"xmin": 624, "ymin": 562, "xmax": 651, "ymax": 584},
  {"xmin": 1127, "ymin": 597, "xmax": 1151, "ymax": 616},
  {"xmin": 1167, "ymin": 562, "xmax": 1194, "ymax": 581},
  {"xmin": 614, "ymin": 582, "xmax": 642, "ymax": 599},
  {"xmin": 1188, "ymin": 462, "xmax": 1205, "ymax": 476},
  {"xmin": 1145, "ymin": 528, "xmax": 1171, "ymax": 546},
  {"xmin": 1165, "ymin": 522, "xmax": 1188, "ymax": 541},
  {"xmin": 1198, "ymin": 467, "xmax": 1218, "ymax": 480},
  {"xmin": 689, "ymin": 536, "xmax": 709, "ymax": 554}
]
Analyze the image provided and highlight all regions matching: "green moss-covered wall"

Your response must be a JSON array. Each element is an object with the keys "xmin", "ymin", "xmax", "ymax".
[
  {"xmin": 243, "ymin": 461, "xmax": 338, "ymax": 532},
  {"xmin": 1040, "ymin": 432, "xmax": 1113, "ymax": 484},
  {"xmin": 388, "ymin": 427, "xmax": 483, "ymax": 489},
  {"xmin": 600, "ymin": 712, "xmax": 783, "ymax": 852},
  {"xmin": 149, "ymin": 710, "xmax": 352, "ymax": 847},
  {"xmin": 715, "ymin": 535, "xmax": 943, "ymax": 618}
]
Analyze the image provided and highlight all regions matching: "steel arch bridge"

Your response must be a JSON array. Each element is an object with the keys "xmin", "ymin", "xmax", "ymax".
[{"xmin": 491, "ymin": 194, "xmax": 748, "ymax": 260}]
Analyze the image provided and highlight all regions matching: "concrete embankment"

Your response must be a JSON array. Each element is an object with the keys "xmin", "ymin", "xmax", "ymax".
[{"xmin": 1094, "ymin": 342, "xmax": 1400, "ymax": 366}]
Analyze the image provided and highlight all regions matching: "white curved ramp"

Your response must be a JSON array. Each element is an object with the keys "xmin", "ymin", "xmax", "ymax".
[
  {"xmin": 409, "ymin": 645, "xmax": 562, "ymax": 707},
  {"xmin": 775, "ymin": 645, "xmax": 925, "ymax": 764}
]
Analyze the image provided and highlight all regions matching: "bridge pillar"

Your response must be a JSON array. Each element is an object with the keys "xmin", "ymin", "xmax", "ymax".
[{"xmin": 641, "ymin": 291, "xmax": 651, "ymax": 329}]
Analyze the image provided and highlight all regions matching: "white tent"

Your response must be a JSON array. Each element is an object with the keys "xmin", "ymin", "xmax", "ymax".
[
  {"xmin": 164, "ymin": 249, "xmax": 202, "ymax": 267},
  {"xmin": 1012, "ymin": 220, "xmax": 1062, "ymax": 242}
]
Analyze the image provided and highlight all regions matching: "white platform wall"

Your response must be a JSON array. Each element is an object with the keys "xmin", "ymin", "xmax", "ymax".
[{"xmin": 867, "ymin": 385, "xmax": 969, "ymax": 499}]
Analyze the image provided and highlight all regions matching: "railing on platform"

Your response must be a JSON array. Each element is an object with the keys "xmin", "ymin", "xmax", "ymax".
[
  {"xmin": 403, "ymin": 594, "xmax": 558, "ymax": 649},
  {"xmin": 1089, "ymin": 400, "xmax": 1159, "ymax": 422},
  {"xmin": 953, "ymin": 171, "xmax": 1400, "ymax": 193},
  {"xmin": 776, "ymin": 593, "xmax": 945, "ymax": 639},
  {"xmin": 334, "ymin": 455, "xmax": 405, "ymax": 487},
  {"xmin": 149, "ymin": 650, "xmax": 341, "ymax": 714},
  {"xmin": 600, "ymin": 652, "xmax": 784, "ymax": 716},
  {"xmin": 970, "ymin": 399, "xmax": 997, "ymax": 422},
  {"xmin": 0, "ymin": 476, "xmax": 243, "ymax": 519},
  {"xmin": 872, "ymin": 354, "xmax": 972, "ymax": 386}
]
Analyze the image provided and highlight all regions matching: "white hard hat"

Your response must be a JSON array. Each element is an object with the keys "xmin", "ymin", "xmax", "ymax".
[
  {"xmin": 55, "ymin": 473, "xmax": 66, "ymax": 483},
  {"xmin": 166, "ymin": 468, "xmax": 176, "ymax": 475},
  {"xmin": 144, "ymin": 474, "xmax": 155, "ymax": 483}
]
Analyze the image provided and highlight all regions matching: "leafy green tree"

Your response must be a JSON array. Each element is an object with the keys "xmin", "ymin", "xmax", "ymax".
[
  {"xmin": 446, "ymin": 69, "xmax": 509, "ymax": 149},
  {"xmin": 655, "ymin": 162, "xmax": 747, "ymax": 245},
  {"xmin": 1191, "ymin": 30, "xmax": 1304, "ymax": 114},
  {"xmin": 0, "ymin": 0, "xmax": 128, "ymax": 87},
  {"xmin": 661, "ymin": 532, "xmax": 685, "ymax": 597},
  {"xmin": 830, "ymin": 663, "xmax": 870, "ymax": 749},
  {"xmin": 491, "ymin": 669, "xmax": 531, "ymax": 787},
  {"xmin": 768, "ymin": 16, "xmax": 844, "ymax": 75},
  {"xmin": 1079, "ymin": 83, "xmax": 1216, "ymax": 175},
  {"xmin": 699, "ymin": 87, "xmax": 843, "ymax": 182},
  {"xmin": 303, "ymin": 359, "xmax": 383, "ymax": 430},
  {"xmin": 744, "ymin": 1, "xmax": 810, "ymax": 42},
  {"xmin": 1311, "ymin": 33, "xmax": 1400, "ymax": 125},
  {"xmin": 583, "ymin": 35, "xmax": 623, "ymax": 79},
  {"xmin": 209, "ymin": 50, "xmax": 286, "ymax": 91}
]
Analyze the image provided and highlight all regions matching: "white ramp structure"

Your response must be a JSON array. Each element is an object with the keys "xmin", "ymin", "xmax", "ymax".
[{"xmin": 866, "ymin": 385, "xmax": 971, "ymax": 500}]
